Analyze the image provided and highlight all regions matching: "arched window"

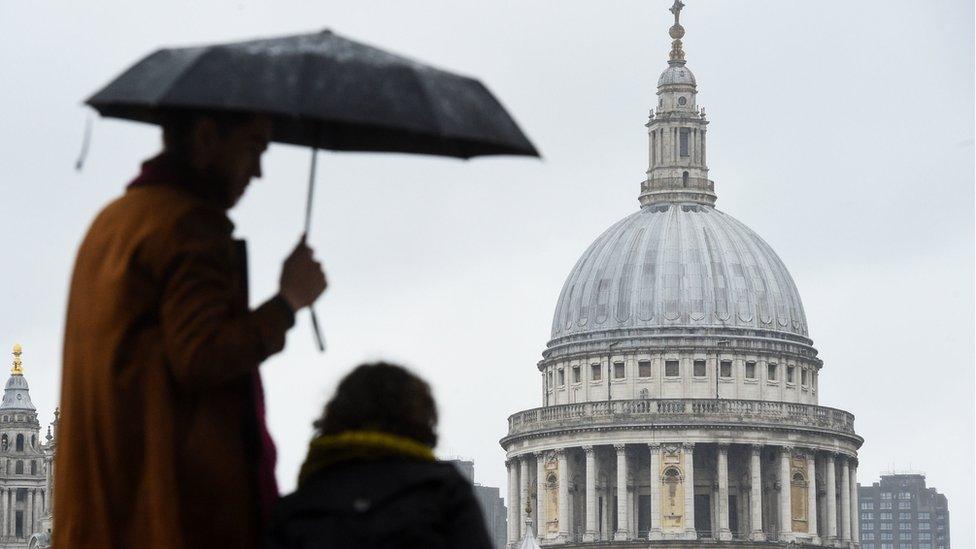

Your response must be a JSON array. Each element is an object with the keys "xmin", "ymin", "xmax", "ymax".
[
  {"xmin": 682, "ymin": 171, "xmax": 689, "ymax": 187},
  {"xmin": 15, "ymin": 460, "xmax": 23, "ymax": 474},
  {"xmin": 1, "ymin": 434, "xmax": 7, "ymax": 452},
  {"xmin": 31, "ymin": 435, "xmax": 36, "ymax": 449},
  {"xmin": 15, "ymin": 434, "xmax": 24, "ymax": 452},
  {"xmin": 30, "ymin": 460, "xmax": 36, "ymax": 475}
]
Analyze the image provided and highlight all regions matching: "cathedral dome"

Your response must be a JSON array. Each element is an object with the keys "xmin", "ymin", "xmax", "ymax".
[
  {"xmin": 657, "ymin": 64, "xmax": 696, "ymax": 87},
  {"xmin": 1, "ymin": 373, "xmax": 35, "ymax": 411},
  {"xmin": 550, "ymin": 204, "xmax": 808, "ymax": 341}
]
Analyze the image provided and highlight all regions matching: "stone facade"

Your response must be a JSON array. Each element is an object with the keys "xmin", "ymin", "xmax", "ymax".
[
  {"xmin": 0, "ymin": 346, "xmax": 55, "ymax": 549},
  {"xmin": 501, "ymin": 2, "xmax": 862, "ymax": 547},
  {"xmin": 857, "ymin": 474, "xmax": 949, "ymax": 549}
]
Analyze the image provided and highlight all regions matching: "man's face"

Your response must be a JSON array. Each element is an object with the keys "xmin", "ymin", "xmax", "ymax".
[{"xmin": 199, "ymin": 115, "xmax": 272, "ymax": 208}]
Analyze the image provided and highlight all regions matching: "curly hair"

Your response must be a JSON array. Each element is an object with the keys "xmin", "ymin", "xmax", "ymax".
[{"xmin": 314, "ymin": 362, "xmax": 438, "ymax": 448}]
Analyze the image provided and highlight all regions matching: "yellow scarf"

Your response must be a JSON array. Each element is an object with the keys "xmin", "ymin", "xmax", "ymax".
[{"xmin": 297, "ymin": 430, "xmax": 436, "ymax": 487}]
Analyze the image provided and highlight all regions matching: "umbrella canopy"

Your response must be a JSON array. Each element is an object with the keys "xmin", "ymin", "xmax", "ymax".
[{"xmin": 86, "ymin": 29, "xmax": 538, "ymax": 159}]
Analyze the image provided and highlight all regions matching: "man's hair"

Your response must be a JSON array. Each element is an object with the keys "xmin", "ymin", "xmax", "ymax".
[
  {"xmin": 314, "ymin": 362, "xmax": 438, "ymax": 448},
  {"xmin": 160, "ymin": 109, "xmax": 257, "ymax": 156}
]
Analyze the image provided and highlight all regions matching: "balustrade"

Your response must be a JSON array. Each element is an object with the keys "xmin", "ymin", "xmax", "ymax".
[{"xmin": 507, "ymin": 398, "xmax": 856, "ymax": 436}]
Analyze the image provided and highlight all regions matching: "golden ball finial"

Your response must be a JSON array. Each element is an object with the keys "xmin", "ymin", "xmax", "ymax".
[{"xmin": 11, "ymin": 343, "xmax": 23, "ymax": 375}]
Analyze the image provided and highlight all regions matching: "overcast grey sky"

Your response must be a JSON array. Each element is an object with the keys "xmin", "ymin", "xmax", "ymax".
[{"xmin": 1, "ymin": 0, "xmax": 973, "ymax": 544}]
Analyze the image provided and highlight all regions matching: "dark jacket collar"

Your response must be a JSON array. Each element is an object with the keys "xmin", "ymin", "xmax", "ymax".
[{"xmin": 128, "ymin": 153, "xmax": 229, "ymax": 209}]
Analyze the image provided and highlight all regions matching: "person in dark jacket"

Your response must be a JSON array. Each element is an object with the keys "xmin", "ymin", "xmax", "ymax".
[{"xmin": 266, "ymin": 363, "xmax": 494, "ymax": 549}]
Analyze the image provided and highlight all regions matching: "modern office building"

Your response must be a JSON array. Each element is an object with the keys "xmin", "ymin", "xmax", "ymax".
[
  {"xmin": 500, "ymin": 2, "xmax": 863, "ymax": 547},
  {"xmin": 857, "ymin": 474, "xmax": 949, "ymax": 549},
  {"xmin": 448, "ymin": 459, "xmax": 509, "ymax": 549}
]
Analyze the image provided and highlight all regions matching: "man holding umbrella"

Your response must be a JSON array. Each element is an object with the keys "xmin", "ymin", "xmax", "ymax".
[
  {"xmin": 58, "ymin": 29, "xmax": 537, "ymax": 548},
  {"xmin": 56, "ymin": 110, "xmax": 327, "ymax": 548}
]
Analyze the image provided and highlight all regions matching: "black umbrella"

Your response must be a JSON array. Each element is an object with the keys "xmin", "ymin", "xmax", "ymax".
[{"xmin": 85, "ymin": 29, "xmax": 540, "ymax": 350}]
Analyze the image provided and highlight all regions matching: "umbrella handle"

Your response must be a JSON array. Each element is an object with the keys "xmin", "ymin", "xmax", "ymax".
[{"xmin": 310, "ymin": 306, "xmax": 326, "ymax": 352}]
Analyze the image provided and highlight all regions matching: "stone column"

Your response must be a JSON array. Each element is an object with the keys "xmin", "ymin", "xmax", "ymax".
[
  {"xmin": 7, "ymin": 489, "xmax": 13, "ymax": 537},
  {"xmin": 806, "ymin": 453, "xmax": 819, "ymax": 542},
  {"xmin": 613, "ymin": 444, "xmax": 629, "ymax": 541},
  {"xmin": 682, "ymin": 442, "xmax": 696, "ymax": 539},
  {"xmin": 750, "ymin": 445, "xmax": 764, "ymax": 541},
  {"xmin": 27, "ymin": 489, "xmax": 34, "ymax": 535},
  {"xmin": 779, "ymin": 446, "xmax": 792, "ymax": 539},
  {"xmin": 557, "ymin": 449, "xmax": 570, "ymax": 542},
  {"xmin": 825, "ymin": 454, "xmax": 837, "ymax": 541},
  {"xmin": 850, "ymin": 460, "xmax": 859, "ymax": 544},
  {"xmin": 534, "ymin": 452, "xmax": 546, "ymax": 539},
  {"xmin": 519, "ymin": 457, "xmax": 530, "ymax": 540},
  {"xmin": 506, "ymin": 458, "xmax": 518, "ymax": 548},
  {"xmin": 583, "ymin": 446, "xmax": 597, "ymax": 542},
  {"xmin": 840, "ymin": 458, "xmax": 851, "ymax": 542},
  {"xmin": 717, "ymin": 444, "xmax": 732, "ymax": 540},
  {"xmin": 0, "ymin": 488, "xmax": 6, "ymax": 538},
  {"xmin": 649, "ymin": 443, "xmax": 663, "ymax": 540}
]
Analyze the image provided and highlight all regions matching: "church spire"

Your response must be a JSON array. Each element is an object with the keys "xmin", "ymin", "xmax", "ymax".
[{"xmin": 639, "ymin": 0, "xmax": 715, "ymax": 208}]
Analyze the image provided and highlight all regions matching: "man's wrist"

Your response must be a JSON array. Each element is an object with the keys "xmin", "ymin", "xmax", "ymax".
[{"xmin": 278, "ymin": 290, "xmax": 301, "ymax": 313}]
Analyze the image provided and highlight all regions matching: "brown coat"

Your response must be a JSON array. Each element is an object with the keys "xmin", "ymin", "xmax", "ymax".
[{"xmin": 55, "ymin": 163, "xmax": 294, "ymax": 549}]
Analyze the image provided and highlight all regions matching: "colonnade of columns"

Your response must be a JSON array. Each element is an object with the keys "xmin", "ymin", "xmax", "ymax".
[
  {"xmin": 0, "ymin": 486, "xmax": 47, "ymax": 539},
  {"xmin": 506, "ymin": 443, "xmax": 859, "ymax": 547}
]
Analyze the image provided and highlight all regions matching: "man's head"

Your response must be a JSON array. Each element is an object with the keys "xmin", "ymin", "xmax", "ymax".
[
  {"xmin": 161, "ymin": 110, "xmax": 271, "ymax": 209},
  {"xmin": 314, "ymin": 362, "xmax": 438, "ymax": 448}
]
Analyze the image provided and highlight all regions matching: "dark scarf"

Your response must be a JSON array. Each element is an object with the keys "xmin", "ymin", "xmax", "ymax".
[{"xmin": 298, "ymin": 431, "xmax": 436, "ymax": 488}]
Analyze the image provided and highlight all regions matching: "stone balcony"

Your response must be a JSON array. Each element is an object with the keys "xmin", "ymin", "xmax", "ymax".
[{"xmin": 506, "ymin": 398, "xmax": 856, "ymax": 439}]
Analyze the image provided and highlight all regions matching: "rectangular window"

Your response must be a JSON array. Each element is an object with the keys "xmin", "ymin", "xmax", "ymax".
[
  {"xmin": 558, "ymin": 369, "xmax": 565, "ymax": 386},
  {"xmin": 863, "ymin": 512, "xmax": 874, "ymax": 520},
  {"xmin": 591, "ymin": 364, "xmax": 602, "ymax": 381},
  {"xmin": 881, "ymin": 492, "xmax": 893, "ymax": 500},
  {"xmin": 665, "ymin": 360, "xmax": 679, "ymax": 377},
  {"xmin": 862, "ymin": 502, "xmax": 875, "ymax": 510},
  {"xmin": 919, "ymin": 544, "xmax": 932, "ymax": 549},
  {"xmin": 638, "ymin": 360, "xmax": 652, "ymax": 378},
  {"xmin": 801, "ymin": 368, "xmax": 807, "ymax": 385},
  {"xmin": 881, "ymin": 502, "xmax": 892, "ymax": 509},
  {"xmin": 863, "ymin": 545, "xmax": 874, "ymax": 549},
  {"xmin": 898, "ymin": 501, "xmax": 911, "ymax": 509},
  {"xmin": 881, "ymin": 513, "xmax": 892, "ymax": 520},
  {"xmin": 919, "ymin": 533, "xmax": 932, "ymax": 540},
  {"xmin": 693, "ymin": 359, "xmax": 706, "ymax": 377},
  {"xmin": 898, "ymin": 492, "xmax": 912, "ymax": 499},
  {"xmin": 767, "ymin": 363, "xmax": 778, "ymax": 381},
  {"xmin": 786, "ymin": 365, "xmax": 795, "ymax": 383},
  {"xmin": 573, "ymin": 366, "xmax": 581, "ymax": 383},
  {"xmin": 898, "ymin": 512, "xmax": 911, "ymax": 520},
  {"xmin": 881, "ymin": 533, "xmax": 892, "ymax": 540},
  {"xmin": 745, "ymin": 361, "xmax": 756, "ymax": 379},
  {"xmin": 613, "ymin": 362, "xmax": 625, "ymax": 379},
  {"xmin": 881, "ymin": 523, "xmax": 893, "ymax": 531},
  {"xmin": 720, "ymin": 360, "xmax": 732, "ymax": 378},
  {"xmin": 864, "ymin": 523, "xmax": 875, "ymax": 531},
  {"xmin": 899, "ymin": 533, "xmax": 911, "ymax": 540},
  {"xmin": 919, "ymin": 522, "xmax": 930, "ymax": 530},
  {"xmin": 547, "ymin": 372, "xmax": 553, "ymax": 388},
  {"xmin": 862, "ymin": 533, "xmax": 875, "ymax": 541},
  {"xmin": 679, "ymin": 128, "xmax": 690, "ymax": 157},
  {"xmin": 899, "ymin": 523, "xmax": 911, "ymax": 530},
  {"xmin": 918, "ymin": 512, "xmax": 930, "ymax": 519}
]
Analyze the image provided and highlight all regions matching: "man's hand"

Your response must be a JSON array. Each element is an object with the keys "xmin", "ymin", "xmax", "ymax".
[{"xmin": 279, "ymin": 235, "xmax": 327, "ymax": 311}]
